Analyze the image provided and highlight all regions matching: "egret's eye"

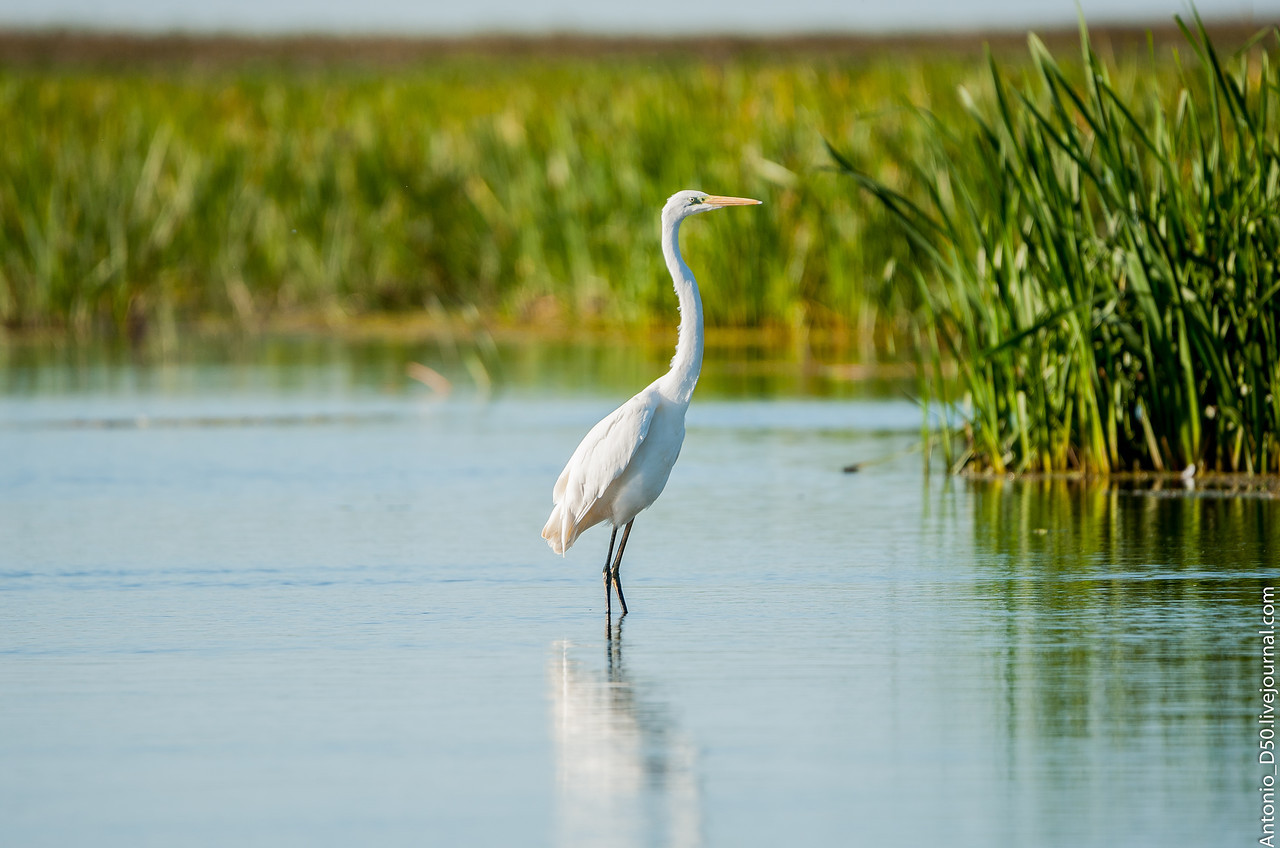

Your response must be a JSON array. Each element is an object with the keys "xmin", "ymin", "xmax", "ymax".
[{"xmin": 690, "ymin": 197, "xmax": 704, "ymax": 205}]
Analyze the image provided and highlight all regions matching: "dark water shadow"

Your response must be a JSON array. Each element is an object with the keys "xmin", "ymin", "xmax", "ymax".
[{"xmin": 549, "ymin": 619, "xmax": 701, "ymax": 848}]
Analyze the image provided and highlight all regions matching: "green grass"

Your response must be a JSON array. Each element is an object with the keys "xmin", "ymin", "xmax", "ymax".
[
  {"xmin": 5, "ymin": 26, "xmax": 1276, "ymax": 476},
  {"xmin": 833, "ymin": 15, "xmax": 1280, "ymax": 475},
  {"xmin": 0, "ymin": 47, "xmax": 965, "ymax": 350}
]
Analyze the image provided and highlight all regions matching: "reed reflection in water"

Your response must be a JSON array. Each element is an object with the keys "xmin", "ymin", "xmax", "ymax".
[
  {"xmin": 957, "ymin": 477, "xmax": 1271, "ymax": 840},
  {"xmin": 550, "ymin": 621, "xmax": 701, "ymax": 848}
]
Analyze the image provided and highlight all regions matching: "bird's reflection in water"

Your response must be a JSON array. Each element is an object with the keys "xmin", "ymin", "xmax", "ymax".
[{"xmin": 549, "ymin": 619, "xmax": 702, "ymax": 848}]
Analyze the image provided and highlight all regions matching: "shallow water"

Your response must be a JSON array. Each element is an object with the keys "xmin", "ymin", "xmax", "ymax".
[{"xmin": 0, "ymin": 339, "xmax": 1273, "ymax": 846}]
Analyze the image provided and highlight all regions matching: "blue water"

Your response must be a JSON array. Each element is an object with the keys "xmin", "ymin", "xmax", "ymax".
[{"xmin": 0, "ymin": 344, "xmax": 1272, "ymax": 846}]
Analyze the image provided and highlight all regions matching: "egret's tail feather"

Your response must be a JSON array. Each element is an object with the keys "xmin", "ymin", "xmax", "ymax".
[{"xmin": 542, "ymin": 503, "xmax": 579, "ymax": 556}]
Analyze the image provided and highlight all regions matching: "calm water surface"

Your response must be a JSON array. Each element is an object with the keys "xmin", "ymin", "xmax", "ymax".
[{"xmin": 0, "ymin": 338, "xmax": 1273, "ymax": 846}]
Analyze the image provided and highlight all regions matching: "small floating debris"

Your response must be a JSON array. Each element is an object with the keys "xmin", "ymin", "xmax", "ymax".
[
  {"xmin": 961, "ymin": 468, "xmax": 1279, "ymax": 500},
  {"xmin": 406, "ymin": 362, "xmax": 453, "ymax": 396}
]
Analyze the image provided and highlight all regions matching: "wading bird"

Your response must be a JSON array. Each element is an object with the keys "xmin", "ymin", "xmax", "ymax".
[{"xmin": 541, "ymin": 190, "xmax": 762, "ymax": 615}]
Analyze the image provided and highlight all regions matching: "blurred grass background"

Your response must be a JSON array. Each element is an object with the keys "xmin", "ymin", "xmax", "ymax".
[
  {"xmin": 0, "ymin": 27, "xmax": 1235, "ymax": 354},
  {"xmin": 3, "ymin": 23, "xmax": 1277, "ymax": 474}
]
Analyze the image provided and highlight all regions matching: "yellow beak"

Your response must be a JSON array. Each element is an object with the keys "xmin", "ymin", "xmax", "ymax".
[{"xmin": 704, "ymin": 195, "xmax": 763, "ymax": 207}]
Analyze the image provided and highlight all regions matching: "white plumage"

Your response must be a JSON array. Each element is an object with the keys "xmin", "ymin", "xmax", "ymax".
[{"xmin": 542, "ymin": 189, "xmax": 762, "ymax": 614}]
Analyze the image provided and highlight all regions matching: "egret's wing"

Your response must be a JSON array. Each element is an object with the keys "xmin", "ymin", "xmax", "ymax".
[{"xmin": 553, "ymin": 388, "xmax": 657, "ymax": 525}]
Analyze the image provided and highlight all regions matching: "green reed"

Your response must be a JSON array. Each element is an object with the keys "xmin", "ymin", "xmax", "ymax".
[
  {"xmin": 0, "ymin": 50, "xmax": 962, "ymax": 352},
  {"xmin": 833, "ymin": 16, "xmax": 1280, "ymax": 474}
]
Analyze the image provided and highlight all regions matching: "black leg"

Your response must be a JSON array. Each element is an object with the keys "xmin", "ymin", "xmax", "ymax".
[
  {"xmin": 603, "ymin": 525, "xmax": 618, "ymax": 616},
  {"xmin": 610, "ymin": 520, "xmax": 634, "ymax": 616}
]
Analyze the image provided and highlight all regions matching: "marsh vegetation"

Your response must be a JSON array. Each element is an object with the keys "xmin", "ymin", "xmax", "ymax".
[
  {"xmin": 2, "ymin": 21, "xmax": 1275, "ymax": 474},
  {"xmin": 835, "ymin": 17, "xmax": 1280, "ymax": 474}
]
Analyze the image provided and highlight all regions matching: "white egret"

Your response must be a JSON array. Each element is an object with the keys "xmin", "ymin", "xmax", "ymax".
[{"xmin": 541, "ymin": 189, "xmax": 762, "ymax": 615}]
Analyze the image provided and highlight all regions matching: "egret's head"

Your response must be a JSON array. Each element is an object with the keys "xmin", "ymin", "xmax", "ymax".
[{"xmin": 664, "ymin": 189, "xmax": 762, "ymax": 222}]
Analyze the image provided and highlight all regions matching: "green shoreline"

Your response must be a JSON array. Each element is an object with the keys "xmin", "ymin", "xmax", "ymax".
[{"xmin": 4, "ymin": 20, "xmax": 1277, "ymax": 477}]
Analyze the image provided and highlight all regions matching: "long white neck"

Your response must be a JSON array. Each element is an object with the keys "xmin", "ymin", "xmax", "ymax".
[{"xmin": 659, "ymin": 210, "xmax": 703, "ymax": 406}]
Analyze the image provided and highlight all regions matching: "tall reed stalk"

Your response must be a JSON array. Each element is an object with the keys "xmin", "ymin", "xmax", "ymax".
[{"xmin": 833, "ymin": 15, "xmax": 1280, "ymax": 475}]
